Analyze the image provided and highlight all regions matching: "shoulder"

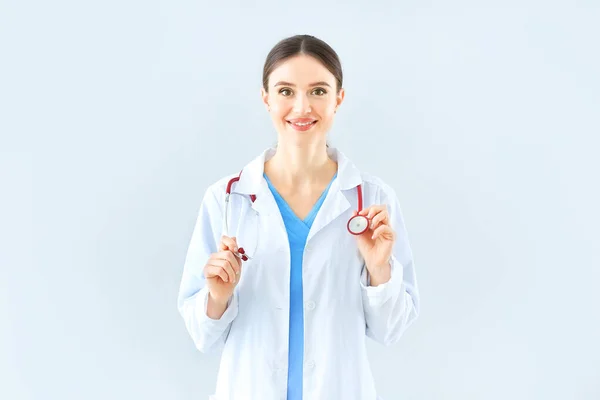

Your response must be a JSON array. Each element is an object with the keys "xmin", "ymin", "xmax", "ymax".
[
  {"xmin": 334, "ymin": 147, "xmax": 399, "ymax": 203},
  {"xmin": 205, "ymin": 173, "xmax": 240, "ymax": 194},
  {"xmin": 345, "ymin": 160, "xmax": 401, "ymax": 207},
  {"xmin": 203, "ymin": 147, "xmax": 271, "ymax": 199},
  {"xmin": 357, "ymin": 170, "xmax": 409, "ymax": 230},
  {"xmin": 197, "ymin": 173, "xmax": 240, "ymax": 210},
  {"xmin": 360, "ymin": 171, "xmax": 397, "ymax": 199}
]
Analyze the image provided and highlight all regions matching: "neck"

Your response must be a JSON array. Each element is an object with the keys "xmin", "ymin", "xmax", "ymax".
[{"xmin": 265, "ymin": 141, "xmax": 337, "ymax": 187}]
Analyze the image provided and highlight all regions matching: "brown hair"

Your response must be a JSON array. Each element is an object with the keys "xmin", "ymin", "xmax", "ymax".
[{"xmin": 262, "ymin": 34, "xmax": 343, "ymax": 94}]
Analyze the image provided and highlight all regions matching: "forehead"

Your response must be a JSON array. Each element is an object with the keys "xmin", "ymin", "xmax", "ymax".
[{"xmin": 269, "ymin": 55, "xmax": 335, "ymax": 86}]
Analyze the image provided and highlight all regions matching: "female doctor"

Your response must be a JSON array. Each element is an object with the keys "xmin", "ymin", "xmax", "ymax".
[{"xmin": 177, "ymin": 34, "xmax": 420, "ymax": 400}]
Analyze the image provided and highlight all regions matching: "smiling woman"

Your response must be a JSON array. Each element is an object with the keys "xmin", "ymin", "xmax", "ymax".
[
  {"xmin": 177, "ymin": 34, "xmax": 420, "ymax": 400},
  {"xmin": 260, "ymin": 35, "xmax": 344, "ymax": 144}
]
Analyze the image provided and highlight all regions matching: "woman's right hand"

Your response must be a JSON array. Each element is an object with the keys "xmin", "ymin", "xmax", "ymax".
[{"xmin": 203, "ymin": 235, "xmax": 243, "ymax": 305}]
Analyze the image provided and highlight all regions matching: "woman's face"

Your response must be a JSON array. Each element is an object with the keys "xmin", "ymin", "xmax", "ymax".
[{"xmin": 261, "ymin": 54, "xmax": 345, "ymax": 145}]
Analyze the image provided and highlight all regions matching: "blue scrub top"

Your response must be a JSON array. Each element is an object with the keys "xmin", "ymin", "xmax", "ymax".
[{"xmin": 263, "ymin": 172, "xmax": 337, "ymax": 400}]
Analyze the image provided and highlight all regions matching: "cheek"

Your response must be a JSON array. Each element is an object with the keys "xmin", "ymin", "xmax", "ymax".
[
  {"xmin": 320, "ymin": 106, "xmax": 336, "ymax": 120},
  {"xmin": 322, "ymin": 101, "xmax": 337, "ymax": 115},
  {"xmin": 270, "ymin": 102, "xmax": 290, "ymax": 117},
  {"xmin": 273, "ymin": 109, "xmax": 289, "ymax": 122}
]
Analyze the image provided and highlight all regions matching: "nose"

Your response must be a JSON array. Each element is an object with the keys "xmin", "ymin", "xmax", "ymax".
[{"xmin": 292, "ymin": 93, "xmax": 312, "ymax": 114}]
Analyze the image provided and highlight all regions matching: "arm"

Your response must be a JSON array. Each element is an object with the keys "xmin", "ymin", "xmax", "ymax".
[
  {"xmin": 177, "ymin": 187, "xmax": 239, "ymax": 353},
  {"xmin": 360, "ymin": 185, "xmax": 420, "ymax": 346}
]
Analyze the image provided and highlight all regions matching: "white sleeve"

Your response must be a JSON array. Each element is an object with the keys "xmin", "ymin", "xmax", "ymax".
[
  {"xmin": 177, "ymin": 187, "xmax": 239, "ymax": 353},
  {"xmin": 360, "ymin": 184, "xmax": 420, "ymax": 346}
]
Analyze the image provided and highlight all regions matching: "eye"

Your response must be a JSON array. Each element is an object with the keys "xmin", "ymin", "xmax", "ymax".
[
  {"xmin": 279, "ymin": 88, "xmax": 293, "ymax": 96},
  {"xmin": 312, "ymin": 88, "xmax": 327, "ymax": 96}
]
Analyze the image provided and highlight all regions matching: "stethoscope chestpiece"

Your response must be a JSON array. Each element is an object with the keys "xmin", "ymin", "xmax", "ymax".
[{"xmin": 347, "ymin": 214, "xmax": 370, "ymax": 235}]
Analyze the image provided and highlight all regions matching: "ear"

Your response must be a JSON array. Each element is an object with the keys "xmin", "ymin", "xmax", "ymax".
[
  {"xmin": 336, "ymin": 88, "xmax": 345, "ymax": 108},
  {"xmin": 260, "ymin": 87, "xmax": 270, "ymax": 110}
]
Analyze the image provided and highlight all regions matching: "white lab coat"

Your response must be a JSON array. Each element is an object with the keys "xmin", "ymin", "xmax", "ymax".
[{"xmin": 177, "ymin": 146, "xmax": 420, "ymax": 400}]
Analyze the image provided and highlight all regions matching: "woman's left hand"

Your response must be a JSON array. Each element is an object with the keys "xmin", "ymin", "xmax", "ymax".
[{"xmin": 354, "ymin": 205, "xmax": 396, "ymax": 280}]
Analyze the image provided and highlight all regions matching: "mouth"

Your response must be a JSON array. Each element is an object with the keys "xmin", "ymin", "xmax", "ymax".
[{"xmin": 286, "ymin": 119, "xmax": 318, "ymax": 131}]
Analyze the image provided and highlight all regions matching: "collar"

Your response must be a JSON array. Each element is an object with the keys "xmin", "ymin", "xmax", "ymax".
[{"xmin": 232, "ymin": 146, "xmax": 363, "ymax": 196}]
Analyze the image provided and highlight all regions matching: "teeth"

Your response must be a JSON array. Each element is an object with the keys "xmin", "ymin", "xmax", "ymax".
[{"xmin": 291, "ymin": 121, "xmax": 314, "ymax": 126}]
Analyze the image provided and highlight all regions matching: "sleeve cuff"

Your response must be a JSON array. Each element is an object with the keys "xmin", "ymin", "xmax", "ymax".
[
  {"xmin": 197, "ymin": 286, "xmax": 239, "ymax": 327},
  {"xmin": 360, "ymin": 255, "xmax": 404, "ymax": 307}
]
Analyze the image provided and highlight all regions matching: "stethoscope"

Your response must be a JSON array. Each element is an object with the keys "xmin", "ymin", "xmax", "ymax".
[{"xmin": 224, "ymin": 171, "xmax": 370, "ymax": 262}]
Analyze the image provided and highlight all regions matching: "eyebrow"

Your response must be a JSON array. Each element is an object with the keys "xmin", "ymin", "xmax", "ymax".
[{"xmin": 273, "ymin": 81, "xmax": 332, "ymax": 88}]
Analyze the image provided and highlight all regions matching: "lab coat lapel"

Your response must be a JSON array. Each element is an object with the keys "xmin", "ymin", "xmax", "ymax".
[
  {"xmin": 306, "ymin": 181, "xmax": 351, "ymax": 243},
  {"xmin": 232, "ymin": 147, "xmax": 276, "ymax": 217},
  {"xmin": 306, "ymin": 148, "xmax": 363, "ymax": 243},
  {"xmin": 247, "ymin": 180, "xmax": 274, "ymax": 217}
]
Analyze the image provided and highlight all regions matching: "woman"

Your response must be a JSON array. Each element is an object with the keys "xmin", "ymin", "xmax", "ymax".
[{"xmin": 177, "ymin": 34, "xmax": 420, "ymax": 400}]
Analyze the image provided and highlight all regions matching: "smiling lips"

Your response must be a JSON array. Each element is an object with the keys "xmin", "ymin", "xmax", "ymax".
[{"xmin": 287, "ymin": 118, "xmax": 318, "ymax": 131}]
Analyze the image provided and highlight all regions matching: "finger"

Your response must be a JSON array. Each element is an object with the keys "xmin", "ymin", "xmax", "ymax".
[
  {"xmin": 228, "ymin": 236, "xmax": 239, "ymax": 252},
  {"xmin": 219, "ymin": 250, "xmax": 242, "ymax": 275},
  {"xmin": 214, "ymin": 257, "xmax": 237, "ymax": 283},
  {"xmin": 370, "ymin": 210, "xmax": 389, "ymax": 230},
  {"xmin": 225, "ymin": 238, "xmax": 242, "ymax": 265},
  {"xmin": 359, "ymin": 205, "xmax": 384, "ymax": 219},
  {"xmin": 204, "ymin": 264, "xmax": 230, "ymax": 282},
  {"xmin": 219, "ymin": 236, "xmax": 241, "ymax": 263},
  {"xmin": 220, "ymin": 235, "xmax": 239, "ymax": 253},
  {"xmin": 209, "ymin": 254, "xmax": 236, "ymax": 282},
  {"xmin": 371, "ymin": 224, "xmax": 395, "ymax": 240},
  {"xmin": 367, "ymin": 205, "xmax": 386, "ymax": 220},
  {"xmin": 232, "ymin": 250, "xmax": 242, "ymax": 271}
]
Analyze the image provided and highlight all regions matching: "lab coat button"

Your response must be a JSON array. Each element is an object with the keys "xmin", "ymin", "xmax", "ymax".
[
  {"xmin": 306, "ymin": 360, "xmax": 315, "ymax": 368},
  {"xmin": 306, "ymin": 301, "xmax": 315, "ymax": 310}
]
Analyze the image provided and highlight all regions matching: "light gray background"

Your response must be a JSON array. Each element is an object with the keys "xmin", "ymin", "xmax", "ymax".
[{"xmin": 2, "ymin": 0, "xmax": 599, "ymax": 399}]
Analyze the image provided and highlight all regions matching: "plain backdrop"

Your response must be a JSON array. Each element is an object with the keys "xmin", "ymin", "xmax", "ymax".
[{"xmin": 2, "ymin": 0, "xmax": 599, "ymax": 399}]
